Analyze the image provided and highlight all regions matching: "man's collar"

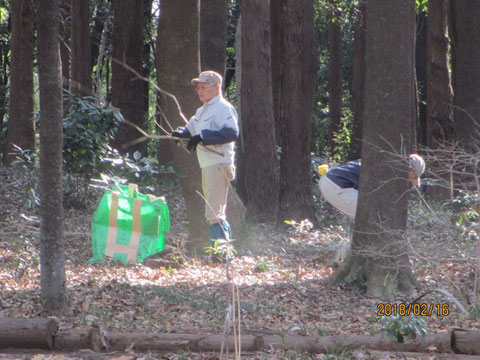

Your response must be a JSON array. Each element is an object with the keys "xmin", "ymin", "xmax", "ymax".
[{"xmin": 204, "ymin": 94, "xmax": 221, "ymax": 106}]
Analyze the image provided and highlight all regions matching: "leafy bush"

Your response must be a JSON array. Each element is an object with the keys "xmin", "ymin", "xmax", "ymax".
[
  {"xmin": 380, "ymin": 314, "xmax": 428, "ymax": 343},
  {"xmin": 63, "ymin": 95, "xmax": 122, "ymax": 182},
  {"xmin": 9, "ymin": 145, "xmax": 39, "ymax": 208}
]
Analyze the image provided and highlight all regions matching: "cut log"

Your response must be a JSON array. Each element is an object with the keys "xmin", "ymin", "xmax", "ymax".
[
  {"xmin": 104, "ymin": 332, "xmax": 451, "ymax": 354},
  {"xmin": 451, "ymin": 328, "xmax": 480, "ymax": 355},
  {"xmin": 0, "ymin": 317, "xmax": 59, "ymax": 349},
  {"xmin": 55, "ymin": 325, "xmax": 107, "ymax": 352}
]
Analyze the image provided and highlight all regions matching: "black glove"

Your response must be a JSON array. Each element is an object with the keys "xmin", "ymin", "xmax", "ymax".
[
  {"xmin": 171, "ymin": 127, "xmax": 190, "ymax": 139},
  {"xmin": 187, "ymin": 135, "xmax": 202, "ymax": 151}
]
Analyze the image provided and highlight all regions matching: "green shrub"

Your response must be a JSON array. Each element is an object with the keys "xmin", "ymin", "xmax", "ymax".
[{"xmin": 63, "ymin": 95, "xmax": 122, "ymax": 182}]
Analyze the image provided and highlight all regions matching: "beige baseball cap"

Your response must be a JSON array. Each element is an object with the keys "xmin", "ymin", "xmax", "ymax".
[{"xmin": 191, "ymin": 71, "xmax": 222, "ymax": 86}]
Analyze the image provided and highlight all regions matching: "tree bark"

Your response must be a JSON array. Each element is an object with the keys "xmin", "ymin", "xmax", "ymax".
[
  {"xmin": 70, "ymin": 0, "xmax": 91, "ymax": 96},
  {"xmin": 36, "ymin": 0, "xmax": 69, "ymax": 315},
  {"xmin": 3, "ymin": 0, "xmax": 34, "ymax": 165},
  {"xmin": 452, "ymin": 0, "xmax": 480, "ymax": 150},
  {"xmin": 200, "ymin": 0, "xmax": 227, "ymax": 76},
  {"xmin": 270, "ymin": 0, "xmax": 283, "ymax": 148},
  {"xmin": 330, "ymin": 0, "xmax": 416, "ymax": 297},
  {"xmin": 427, "ymin": 0, "xmax": 454, "ymax": 146},
  {"xmin": 59, "ymin": 0, "xmax": 70, "ymax": 90},
  {"xmin": 90, "ymin": 0, "xmax": 109, "ymax": 73},
  {"xmin": 274, "ymin": 0, "xmax": 317, "ymax": 225},
  {"xmin": 426, "ymin": 0, "xmax": 454, "ymax": 201},
  {"xmin": 111, "ymin": 0, "xmax": 145, "ymax": 155},
  {"xmin": 0, "ymin": 318, "xmax": 59, "ymax": 349},
  {"xmin": 415, "ymin": 10, "xmax": 428, "ymax": 148},
  {"xmin": 349, "ymin": 0, "xmax": 366, "ymax": 161},
  {"xmin": 327, "ymin": 4, "xmax": 343, "ymax": 155},
  {"xmin": 238, "ymin": 0, "xmax": 279, "ymax": 223}
]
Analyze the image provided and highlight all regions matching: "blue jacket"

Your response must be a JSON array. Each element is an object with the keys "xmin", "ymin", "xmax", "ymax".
[{"xmin": 326, "ymin": 160, "xmax": 361, "ymax": 190}]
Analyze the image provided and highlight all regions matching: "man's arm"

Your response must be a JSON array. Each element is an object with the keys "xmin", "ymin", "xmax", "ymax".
[{"xmin": 201, "ymin": 127, "xmax": 239, "ymax": 145}]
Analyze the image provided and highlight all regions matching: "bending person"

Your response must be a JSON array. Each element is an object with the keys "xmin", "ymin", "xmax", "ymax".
[{"xmin": 318, "ymin": 154, "xmax": 425, "ymax": 221}]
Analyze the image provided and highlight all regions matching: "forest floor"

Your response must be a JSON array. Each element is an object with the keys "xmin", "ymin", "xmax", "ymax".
[{"xmin": 1, "ymin": 166, "xmax": 480, "ymax": 359}]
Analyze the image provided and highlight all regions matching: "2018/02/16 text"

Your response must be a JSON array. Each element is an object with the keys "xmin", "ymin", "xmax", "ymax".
[{"xmin": 377, "ymin": 303, "xmax": 449, "ymax": 317}]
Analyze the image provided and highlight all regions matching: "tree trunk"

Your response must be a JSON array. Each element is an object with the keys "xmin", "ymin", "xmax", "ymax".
[
  {"xmin": 155, "ymin": 0, "xmax": 207, "ymax": 244},
  {"xmin": 143, "ymin": 0, "xmax": 153, "ymax": 128},
  {"xmin": 111, "ymin": 0, "xmax": 145, "ymax": 155},
  {"xmin": 0, "ymin": 31, "xmax": 9, "ymax": 133},
  {"xmin": 200, "ymin": 0, "xmax": 227, "ymax": 76},
  {"xmin": 349, "ymin": 0, "xmax": 366, "ymax": 161},
  {"xmin": 330, "ymin": 0, "xmax": 416, "ymax": 297},
  {"xmin": 416, "ymin": 10, "xmax": 428, "ymax": 148},
  {"xmin": 238, "ymin": 0, "xmax": 279, "ymax": 223},
  {"xmin": 90, "ymin": 0, "xmax": 109, "ymax": 73},
  {"xmin": 453, "ymin": 0, "xmax": 480, "ymax": 150},
  {"xmin": 36, "ymin": 0, "xmax": 69, "ymax": 315},
  {"xmin": 70, "ymin": 0, "xmax": 91, "ymax": 96},
  {"xmin": 327, "ymin": 5, "xmax": 343, "ymax": 155},
  {"xmin": 274, "ymin": 0, "xmax": 317, "ymax": 224},
  {"xmin": 0, "ymin": 318, "xmax": 59, "ymax": 349},
  {"xmin": 426, "ymin": 0, "xmax": 454, "ymax": 201},
  {"xmin": 3, "ymin": 0, "xmax": 34, "ymax": 165},
  {"xmin": 271, "ymin": 0, "xmax": 283, "ymax": 148},
  {"xmin": 59, "ymin": 0, "xmax": 70, "ymax": 90},
  {"xmin": 427, "ymin": 0, "xmax": 454, "ymax": 146}
]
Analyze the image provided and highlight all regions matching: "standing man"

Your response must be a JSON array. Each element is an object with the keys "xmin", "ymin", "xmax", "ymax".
[
  {"xmin": 171, "ymin": 71, "xmax": 239, "ymax": 245},
  {"xmin": 318, "ymin": 154, "xmax": 425, "ymax": 221}
]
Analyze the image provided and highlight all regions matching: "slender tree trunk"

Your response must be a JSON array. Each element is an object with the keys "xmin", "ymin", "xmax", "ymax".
[
  {"xmin": 327, "ymin": 5, "xmax": 343, "ymax": 154},
  {"xmin": 427, "ymin": 0, "xmax": 454, "ymax": 147},
  {"xmin": 200, "ymin": 0, "xmax": 227, "ymax": 76},
  {"xmin": 239, "ymin": 0, "xmax": 279, "ymax": 222},
  {"xmin": 36, "ymin": 0, "xmax": 69, "ymax": 315},
  {"xmin": 426, "ymin": 0, "xmax": 454, "ymax": 201},
  {"xmin": 143, "ymin": 0, "xmax": 153, "ymax": 126},
  {"xmin": 349, "ymin": 0, "xmax": 366, "ymax": 161},
  {"xmin": 4, "ymin": 0, "xmax": 34, "ymax": 165},
  {"xmin": 271, "ymin": 0, "xmax": 283, "ymax": 148},
  {"xmin": 70, "ymin": 0, "xmax": 91, "ymax": 96},
  {"xmin": 234, "ymin": 17, "xmax": 245, "ymax": 201},
  {"xmin": 111, "ymin": 0, "xmax": 145, "ymax": 155},
  {"xmin": 156, "ymin": 0, "xmax": 207, "ymax": 244},
  {"xmin": 452, "ymin": 0, "xmax": 480, "ymax": 150},
  {"xmin": 59, "ymin": 0, "xmax": 70, "ymax": 90},
  {"xmin": 90, "ymin": 0, "xmax": 108, "ymax": 73},
  {"xmin": 330, "ymin": 0, "xmax": 416, "ymax": 297},
  {"xmin": 416, "ymin": 11, "xmax": 428, "ymax": 148},
  {"xmin": 275, "ymin": 0, "xmax": 317, "ymax": 224}
]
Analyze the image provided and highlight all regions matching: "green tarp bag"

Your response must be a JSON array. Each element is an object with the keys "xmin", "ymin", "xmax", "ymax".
[{"xmin": 90, "ymin": 183, "xmax": 170, "ymax": 264}]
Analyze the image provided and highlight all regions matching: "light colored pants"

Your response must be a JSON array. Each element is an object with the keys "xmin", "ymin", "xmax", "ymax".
[
  {"xmin": 318, "ymin": 175, "xmax": 358, "ymax": 221},
  {"xmin": 201, "ymin": 163, "xmax": 235, "ymax": 225}
]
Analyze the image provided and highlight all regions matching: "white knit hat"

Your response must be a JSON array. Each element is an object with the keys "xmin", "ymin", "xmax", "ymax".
[{"xmin": 409, "ymin": 154, "xmax": 425, "ymax": 177}]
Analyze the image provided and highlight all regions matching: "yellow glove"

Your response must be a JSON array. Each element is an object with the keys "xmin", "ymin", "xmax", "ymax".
[{"xmin": 317, "ymin": 164, "xmax": 329, "ymax": 176}]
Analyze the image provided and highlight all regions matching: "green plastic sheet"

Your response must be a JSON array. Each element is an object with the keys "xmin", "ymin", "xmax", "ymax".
[{"xmin": 90, "ymin": 184, "xmax": 170, "ymax": 264}]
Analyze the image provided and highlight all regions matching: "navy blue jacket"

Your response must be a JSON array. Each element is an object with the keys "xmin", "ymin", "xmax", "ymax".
[{"xmin": 326, "ymin": 160, "xmax": 361, "ymax": 190}]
